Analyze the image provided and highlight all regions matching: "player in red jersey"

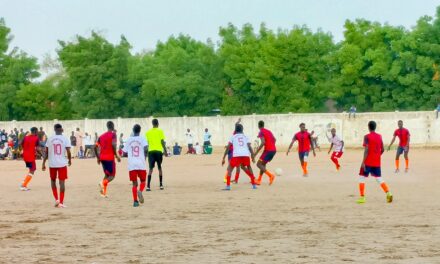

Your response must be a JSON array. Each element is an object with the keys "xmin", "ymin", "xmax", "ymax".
[
  {"xmin": 357, "ymin": 121, "xmax": 393, "ymax": 204},
  {"xmin": 20, "ymin": 127, "xmax": 42, "ymax": 191},
  {"xmin": 286, "ymin": 123, "xmax": 315, "ymax": 176},
  {"xmin": 94, "ymin": 121, "xmax": 121, "ymax": 197},
  {"xmin": 254, "ymin": 120, "xmax": 276, "ymax": 185},
  {"xmin": 387, "ymin": 120, "xmax": 410, "ymax": 173},
  {"xmin": 42, "ymin": 124, "xmax": 72, "ymax": 208}
]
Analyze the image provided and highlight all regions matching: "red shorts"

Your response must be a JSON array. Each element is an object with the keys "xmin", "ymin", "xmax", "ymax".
[
  {"xmin": 230, "ymin": 157, "xmax": 251, "ymax": 167},
  {"xmin": 129, "ymin": 170, "xmax": 147, "ymax": 182},
  {"xmin": 50, "ymin": 167, "xmax": 68, "ymax": 181}
]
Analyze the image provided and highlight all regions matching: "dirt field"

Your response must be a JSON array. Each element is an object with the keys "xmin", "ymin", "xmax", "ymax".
[{"xmin": 0, "ymin": 149, "xmax": 439, "ymax": 264}]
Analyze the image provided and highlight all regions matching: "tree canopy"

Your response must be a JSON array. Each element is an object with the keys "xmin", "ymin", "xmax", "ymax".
[{"xmin": 1, "ymin": 7, "xmax": 440, "ymax": 121}]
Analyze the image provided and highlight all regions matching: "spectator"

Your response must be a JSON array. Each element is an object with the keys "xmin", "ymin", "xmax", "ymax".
[
  {"xmin": 203, "ymin": 128, "xmax": 211, "ymax": 153},
  {"xmin": 75, "ymin": 128, "xmax": 83, "ymax": 151},
  {"xmin": 194, "ymin": 142, "xmax": 202, "ymax": 155},
  {"xmin": 37, "ymin": 127, "xmax": 47, "ymax": 147},
  {"xmin": 84, "ymin": 132, "xmax": 93, "ymax": 158},
  {"xmin": 78, "ymin": 146, "xmax": 85, "ymax": 159},
  {"xmin": 185, "ymin": 128, "xmax": 195, "ymax": 154},
  {"xmin": 349, "ymin": 105, "xmax": 357, "ymax": 119},
  {"xmin": 70, "ymin": 131, "xmax": 77, "ymax": 158},
  {"xmin": 119, "ymin": 133, "xmax": 124, "ymax": 149},
  {"xmin": 0, "ymin": 143, "xmax": 9, "ymax": 160},
  {"xmin": 173, "ymin": 143, "xmax": 182, "ymax": 155},
  {"xmin": 1, "ymin": 129, "xmax": 7, "ymax": 144},
  {"xmin": 310, "ymin": 131, "xmax": 321, "ymax": 152},
  {"xmin": 436, "ymin": 103, "xmax": 440, "ymax": 119}
]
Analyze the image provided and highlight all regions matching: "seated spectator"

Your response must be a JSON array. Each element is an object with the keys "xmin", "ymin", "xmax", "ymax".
[
  {"xmin": 173, "ymin": 143, "xmax": 182, "ymax": 155},
  {"xmin": 349, "ymin": 105, "xmax": 357, "ymax": 119},
  {"xmin": 194, "ymin": 142, "xmax": 202, "ymax": 155},
  {"xmin": 0, "ymin": 143, "xmax": 9, "ymax": 160}
]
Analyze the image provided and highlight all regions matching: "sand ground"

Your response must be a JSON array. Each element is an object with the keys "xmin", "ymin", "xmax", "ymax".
[{"xmin": 0, "ymin": 149, "xmax": 440, "ymax": 264}]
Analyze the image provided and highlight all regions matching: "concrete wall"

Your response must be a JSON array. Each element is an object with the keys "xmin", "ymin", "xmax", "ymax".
[{"xmin": 1, "ymin": 111, "xmax": 439, "ymax": 148}]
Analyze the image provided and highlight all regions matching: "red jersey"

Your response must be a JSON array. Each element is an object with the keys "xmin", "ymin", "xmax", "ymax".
[
  {"xmin": 363, "ymin": 132, "xmax": 384, "ymax": 167},
  {"xmin": 98, "ymin": 131, "xmax": 116, "ymax": 161},
  {"xmin": 258, "ymin": 128, "xmax": 276, "ymax": 151},
  {"xmin": 394, "ymin": 128, "xmax": 410, "ymax": 147},
  {"xmin": 294, "ymin": 131, "xmax": 311, "ymax": 152},
  {"xmin": 22, "ymin": 135, "xmax": 39, "ymax": 162}
]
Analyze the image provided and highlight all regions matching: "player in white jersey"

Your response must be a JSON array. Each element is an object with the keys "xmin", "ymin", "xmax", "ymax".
[
  {"xmin": 221, "ymin": 124, "xmax": 257, "ymax": 191},
  {"xmin": 326, "ymin": 128, "xmax": 344, "ymax": 171},
  {"xmin": 42, "ymin": 124, "xmax": 72, "ymax": 208},
  {"xmin": 122, "ymin": 124, "xmax": 148, "ymax": 207}
]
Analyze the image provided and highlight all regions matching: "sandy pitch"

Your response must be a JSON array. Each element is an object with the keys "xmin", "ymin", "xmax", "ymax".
[{"xmin": 0, "ymin": 149, "xmax": 440, "ymax": 264}]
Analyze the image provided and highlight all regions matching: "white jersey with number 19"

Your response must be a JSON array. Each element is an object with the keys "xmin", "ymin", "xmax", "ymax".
[
  {"xmin": 123, "ymin": 136, "xmax": 148, "ymax": 171},
  {"xmin": 46, "ymin": 135, "xmax": 71, "ymax": 168},
  {"xmin": 229, "ymin": 133, "xmax": 251, "ymax": 157}
]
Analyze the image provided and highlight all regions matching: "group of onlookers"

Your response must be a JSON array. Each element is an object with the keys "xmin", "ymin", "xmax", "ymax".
[{"xmin": 183, "ymin": 128, "xmax": 213, "ymax": 155}]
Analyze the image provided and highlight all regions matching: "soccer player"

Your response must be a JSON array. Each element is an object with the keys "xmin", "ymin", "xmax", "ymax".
[
  {"xmin": 387, "ymin": 120, "xmax": 410, "ymax": 173},
  {"xmin": 286, "ymin": 123, "xmax": 316, "ymax": 177},
  {"xmin": 357, "ymin": 121, "xmax": 393, "ymax": 204},
  {"xmin": 221, "ymin": 124, "xmax": 257, "ymax": 190},
  {"xmin": 254, "ymin": 120, "xmax": 276, "ymax": 185},
  {"xmin": 225, "ymin": 118, "xmax": 242, "ymax": 183},
  {"xmin": 326, "ymin": 128, "xmax": 344, "ymax": 171},
  {"xmin": 94, "ymin": 121, "xmax": 121, "ymax": 197},
  {"xmin": 42, "ymin": 124, "xmax": 72, "ymax": 208},
  {"xmin": 122, "ymin": 124, "xmax": 148, "ymax": 207},
  {"xmin": 20, "ymin": 127, "xmax": 42, "ymax": 191},
  {"xmin": 145, "ymin": 119, "xmax": 167, "ymax": 191}
]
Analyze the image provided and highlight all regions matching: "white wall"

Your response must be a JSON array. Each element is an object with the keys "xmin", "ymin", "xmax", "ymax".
[{"xmin": 1, "ymin": 111, "xmax": 439, "ymax": 148}]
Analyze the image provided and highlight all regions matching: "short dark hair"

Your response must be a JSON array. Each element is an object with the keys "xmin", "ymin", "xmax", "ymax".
[
  {"xmin": 30, "ymin": 127, "xmax": 38, "ymax": 133},
  {"xmin": 54, "ymin": 124, "xmax": 62, "ymax": 130},
  {"xmin": 107, "ymin": 121, "xmax": 114, "ymax": 130},
  {"xmin": 258, "ymin": 120, "xmax": 264, "ymax": 128},
  {"xmin": 152, "ymin": 119, "xmax": 159, "ymax": 126},
  {"xmin": 235, "ymin": 123, "xmax": 243, "ymax": 133},
  {"xmin": 368, "ymin": 121, "xmax": 377, "ymax": 131},
  {"xmin": 299, "ymin": 123, "xmax": 305, "ymax": 127},
  {"xmin": 133, "ymin": 124, "xmax": 141, "ymax": 134}
]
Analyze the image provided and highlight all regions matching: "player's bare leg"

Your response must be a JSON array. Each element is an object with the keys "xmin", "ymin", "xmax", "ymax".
[
  {"xmin": 243, "ymin": 165, "xmax": 257, "ymax": 189},
  {"xmin": 99, "ymin": 175, "xmax": 114, "ymax": 197},
  {"xmin": 231, "ymin": 166, "xmax": 240, "ymax": 184}
]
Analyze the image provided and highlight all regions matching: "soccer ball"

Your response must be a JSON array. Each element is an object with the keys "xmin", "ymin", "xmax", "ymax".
[{"xmin": 275, "ymin": 168, "xmax": 283, "ymax": 177}]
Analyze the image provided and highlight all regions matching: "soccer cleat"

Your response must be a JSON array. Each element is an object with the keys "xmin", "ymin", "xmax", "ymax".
[
  {"xmin": 57, "ymin": 203, "xmax": 67, "ymax": 208},
  {"xmin": 386, "ymin": 192, "xmax": 393, "ymax": 203},
  {"xmin": 223, "ymin": 185, "xmax": 231, "ymax": 191},
  {"xmin": 138, "ymin": 191, "xmax": 144, "ymax": 204},
  {"xmin": 356, "ymin": 196, "xmax": 366, "ymax": 204},
  {"xmin": 405, "ymin": 168, "xmax": 409, "ymax": 173},
  {"xmin": 269, "ymin": 175, "xmax": 275, "ymax": 185},
  {"xmin": 54, "ymin": 200, "xmax": 60, "ymax": 207},
  {"xmin": 336, "ymin": 165, "xmax": 341, "ymax": 172},
  {"xmin": 231, "ymin": 180, "xmax": 238, "ymax": 184},
  {"xmin": 133, "ymin": 201, "xmax": 140, "ymax": 207},
  {"xmin": 252, "ymin": 184, "xmax": 257, "ymax": 190},
  {"xmin": 255, "ymin": 180, "xmax": 261, "ymax": 186},
  {"xmin": 223, "ymin": 177, "xmax": 227, "ymax": 183},
  {"xmin": 160, "ymin": 185, "xmax": 164, "ymax": 190},
  {"xmin": 303, "ymin": 173, "xmax": 308, "ymax": 177},
  {"xmin": 20, "ymin": 186, "xmax": 30, "ymax": 191},
  {"xmin": 146, "ymin": 187, "xmax": 151, "ymax": 192},
  {"xmin": 395, "ymin": 169, "xmax": 400, "ymax": 173}
]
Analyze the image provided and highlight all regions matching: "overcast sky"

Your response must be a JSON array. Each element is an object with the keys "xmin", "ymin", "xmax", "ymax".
[{"xmin": 1, "ymin": 0, "xmax": 439, "ymax": 62}]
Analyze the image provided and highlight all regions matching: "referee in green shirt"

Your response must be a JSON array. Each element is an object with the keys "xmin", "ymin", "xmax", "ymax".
[{"xmin": 146, "ymin": 119, "xmax": 167, "ymax": 191}]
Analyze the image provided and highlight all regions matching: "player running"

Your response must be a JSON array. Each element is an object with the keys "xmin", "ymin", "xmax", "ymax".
[
  {"xmin": 20, "ymin": 127, "xmax": 42, "ymax": 191},
  {"xmin": 122, "ymin": 124, "xmax": 148, "ymax": 207},
  {"xmin": 326, "ymin": 128, "xmax": 344, "ymax": 171},
  {"xmin": 357, "ymin": 121, "xmax": 393, "ymax": 204},
  {"xmin": 94, "ymin": 121, "xmax": 121, "ymax": 197},
  {"xmin": 221, "ymin": 124, "xmax": 257, "ymax": 190},
  {"xmin": 42, "ymin": 124, "xmax": 72, "ymax": 208},
  {"xmin": 387, "ymin": 120, "xmax": 410, "ymax": 173},
  {"xmin": 254, "ymin": 120, "xmax": 276, "ymax": 185},
  {"xmin": 145, "ymin": 119, "xmax": 167, "ymax": 191},
  {"xmin": 286, "ymin": 123, "xmax": 316, "ymax": 177},
  {"xmin": 224, "ymin": 118, "xmax": 242, "ymax": 184}
]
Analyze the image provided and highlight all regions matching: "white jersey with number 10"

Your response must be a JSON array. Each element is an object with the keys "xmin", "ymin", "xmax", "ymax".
[
  {"xmin": 46, "ymin": 135, "xmax": 71, "ymax": 168},
  {"xmin": 229, "ymin": 133, "xmax": 250, "ymax": 157},
  {"xmin": 122, "ymin": 136, "xmax": 148, "ymax": 171}
]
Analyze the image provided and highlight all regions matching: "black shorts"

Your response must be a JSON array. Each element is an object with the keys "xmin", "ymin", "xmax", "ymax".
[
  {"xmin": 148, "ymin": 151, "xmax": 163, "ymax": 169},
  {"xmin": 203, "ymin": 141, "xmax": 211, "ymax": 146}
]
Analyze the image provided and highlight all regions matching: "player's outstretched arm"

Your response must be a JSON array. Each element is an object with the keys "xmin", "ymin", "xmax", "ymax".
[
  {"xmin": 42, "ymin": 147, "xmax": 49, "ymax": 171},
  {"xmin": 387, "ymin": 135, "xmax": 396, "ymax": 151},
  {"xmin": 248, "ymin": 143, "xmax": 255, "ymax": 163},
  {"xmin": 66, "ymin": 147, "xmax": 72, "ymax": 166}
]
